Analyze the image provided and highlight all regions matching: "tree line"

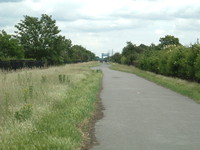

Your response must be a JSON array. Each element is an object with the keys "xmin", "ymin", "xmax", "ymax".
[
  {"xmin": 0, "ymin": 14, "xmax": 96, "ymax": 64},
  {"xmin": 111, "ymin": 35, "xmax": 200, "ymax": 82}
]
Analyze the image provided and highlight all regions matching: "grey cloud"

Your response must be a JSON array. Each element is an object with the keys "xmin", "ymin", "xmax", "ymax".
[
  {"xmin": 176, "ymin": 19, "xmax": 200, "ymax": 32},
  {"xmin": 0, "ymin": 0, "xmax": 199, "ymax": 52},
  {"xmin": 114, "ymin": 5, "xmax": 200, "ymax": 22},
  {"xmin": 0, "ymin": 1, "xmax": 40, "ymax": 29},
  {"xmin": 60, "ymin": 18, "xmax": 150, "ymax": 34},
  {"xmin": 47, "ymin": 2, "xmax": 84, "ymax": 22},
  {"xmin": 0, "ymin": 0, "xmax": 23, "ymax": 2},
  {"xmin": 0, "ymin": 17, "xmax": 18, "ymax": 27},
  {"xmin": 172, "ymin": 7, "xmax": 200, "ymax": 19},
  {"xmin": 110, "ymin": 10, "xmax": 173, "ymax": 23}
]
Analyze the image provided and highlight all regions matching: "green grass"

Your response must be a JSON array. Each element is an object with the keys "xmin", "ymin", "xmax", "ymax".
[
  {"xmin": 0, "ymin": 62, "xmax": 102, "ymax": 150},
  {"xmin": 110, "ymin": 63, "xmax": 200, "ymax": 103}
]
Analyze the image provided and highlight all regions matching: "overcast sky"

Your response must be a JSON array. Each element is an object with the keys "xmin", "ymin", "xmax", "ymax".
[{"xmin": 0, "ymin": 0, "xmax": 200, "ymax": 56}]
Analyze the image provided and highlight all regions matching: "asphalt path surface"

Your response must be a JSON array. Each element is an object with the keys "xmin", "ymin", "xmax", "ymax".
[{"xmin": 91, "ymin": 64, "xmax": 200, "ymax": 150}]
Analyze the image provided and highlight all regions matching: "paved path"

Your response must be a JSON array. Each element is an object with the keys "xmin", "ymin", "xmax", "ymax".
[{"xmin": 91, "ymin": 64, "xmax": 200, "ymax": 150}]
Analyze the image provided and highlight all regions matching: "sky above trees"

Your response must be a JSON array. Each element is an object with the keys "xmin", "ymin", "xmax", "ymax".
[{"xmin": 0, "ymin": 0, "xmax": 200, "ymax": 56}]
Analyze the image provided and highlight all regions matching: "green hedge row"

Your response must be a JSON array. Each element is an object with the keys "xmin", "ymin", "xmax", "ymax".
[{"xmin": 138, "ymin": 44, "xmax": 200, "ymax": 81}]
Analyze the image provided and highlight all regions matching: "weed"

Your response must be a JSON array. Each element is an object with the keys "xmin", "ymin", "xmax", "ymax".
[
  {"xmin": 18, "ymin": 74, "xmax": 23, "ymax": 85},
  {"xmin": 22, "ymin": 85, "xmax": 34, "ymax": 102},
  {"xmin": 2, "ymin": 72, "xmax": 7, "ymax": 82},
  {"xmin": 28, "ymin": 85, "xmax": 33, "ymax": 98},
  {"xmin": 23, "ymin": 88, "xmax": 29, "ymax": 103},
  {"xmin": 41, "ymin": 75, "xmax": 47, "ymax": 83},
  {"xmin": 66, "ymin": 75, "xmax": 70, "ymax": 83},
  {"xmin": 14, "ymin": 104, "xmax": 33, "ymax": 122},
  {"xmin": 4, "ymin": 92, "xmax": 9, "ymax": 115},
  {"xmin": 59, "ymin": 74, "xmax": 66, "ymax": 83},
  {"xmin": 26, "ymin": 72, "xmax": 32, "ymax": 84},
  {"xmin": 96, "ymin": 69, "xmax": 101, "ymax": 73}
]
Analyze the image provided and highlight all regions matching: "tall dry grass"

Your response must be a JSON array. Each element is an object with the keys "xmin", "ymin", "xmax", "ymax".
[{"xmin": 0, "ymin": 62, "xmax": 102, "ymax": 149}]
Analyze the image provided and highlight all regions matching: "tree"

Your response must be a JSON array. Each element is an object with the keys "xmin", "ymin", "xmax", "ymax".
[
  {"xmin": 15, "ymin": 14, "xmax": 64, "ymax": 63},
  {"xmin": 136, "ymin": 44, "xmax": 149, "ymax": 53},
  {"xmin": 159, "ymin": 35, "xmax": 180, "ymax": 48},
  {"xmin": 70, "ymin": 45, "xmax": 95, "ymax": 62},
  {"xmin": 122, "ymin": 42, "xmax": 137, "ymax": 56},
  {"xmin": 61, "ymin": 38, "xmax": 73, "ymax": 62},
  {"xmin": 0, "ymin": 30, "xmax": 24, "ymax": 59},
  {"xmin": 121, "ymin": 42, "xmax": 139, "ymax": 65},
  {"xmin": 110, "ymin": 52, "xmax": 122, "ymax": 64}
]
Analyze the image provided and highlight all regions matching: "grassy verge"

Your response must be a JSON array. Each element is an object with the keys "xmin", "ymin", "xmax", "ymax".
[
  {"xmin": 0, "ymin": 62, "xmax": 102, "ymax": 150},
  {"xmin": 110, "ymin": 63, "xmax": 200, "ymax": 103}
]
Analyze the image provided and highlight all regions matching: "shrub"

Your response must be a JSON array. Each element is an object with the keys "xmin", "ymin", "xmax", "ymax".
[
  {"xmin": 120, "ymin": 56, "xmax": 127, "ymax": 64},
  {"xmin": 195, "ymin": 55, "xmax": 200, "ymax": 81},
  {"xmin": 158, "ymin": 50, "xmax": 169, "ymax": 75},
  {"xmin": 138, "ymin": 50, "xmax": 160, "ymax": 73}
]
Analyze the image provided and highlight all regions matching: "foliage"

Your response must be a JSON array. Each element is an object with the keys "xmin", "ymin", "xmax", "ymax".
[
  {"xmin": 58, "ymin": 74, "xmax": 70, "ymax": 83},
  {"xmin": 139, "ymin": 50, "xmax": 160, "ymax": 73},
  {"xmin": 0, "ymin": 14, "xmax": 96, "ymax": 64},
  {"xmin": 70, "ymin": 45, "xmax": 95, "ymax": 62},
  {"xmin": 121, "ymin": 42, "xmax": 145, "ymax": 65},
  {"xmin": 138, "ymin": 45, "xmax": 200, "ymax": 81},
  {"xmin": 0, "ymin": 30, "xmax": 24, "ymax": 59},
  {"xmin": 111, "ymin": 42, "xmax": 150, "ymax": 66},
  {"xmin": 192, "ymin": 44, "xmax": 200, "ymax": 80},
  {"xmin": 122, "ymin": 41, "xmax": 137, "ymax": 56},
  {"xmin": 120, "ymin": 56, "xmax": 127, "ymax": 64},
  {"xmin": 115, "ymin": 35, "xmax": 200, "ymax": 82},
  {"xmin": 159, "ymin": 35, "xmax": 181, "ymax": 48},
  {"xmin": 15, "ymin": 14, "xmax": 64, "ymax": 63},
  {"xmin": 110, "ymin": 52, "xmax": 121, "ymax": 64}
]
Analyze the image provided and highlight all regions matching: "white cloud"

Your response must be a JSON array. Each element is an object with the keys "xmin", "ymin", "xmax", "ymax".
[
  {"xmin": 0, "ymin": 0, "xmax": 200, "ymax": 56},
  {"xmin": 155, "ymin": 29, "xmax": 166, "ymax": 35}
]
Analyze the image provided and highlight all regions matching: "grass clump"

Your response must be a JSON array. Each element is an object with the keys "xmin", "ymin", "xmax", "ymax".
[
  {"xmin": 0, "ymin": 61, "xmax": 102, "ymax": 149},
  {"xmin": 110, "ymin": 63, "xmax": 200, "ymax": 103},
  {"xmin": 14, "ymin": 104, "xmax": 33, "ymax": 122}
]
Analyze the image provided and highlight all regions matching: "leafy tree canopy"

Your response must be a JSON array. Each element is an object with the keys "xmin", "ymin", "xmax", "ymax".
[
  {"xmin": 0, "ymin": 30, "xmax": 24, "ymax": 59},
  {"xmin": 0, "ymin": 14, "xmax": 96, "ymax": 64},
  {"xmin": 159, "ymin": 35, "xmax": 180, "ymax": 48},
  {"xmin": 110, "ymin": 52, "xmax": 121, "ymax": 64},
  {"xmin": 15, "ymin": 14, "xmax": 64, "ymax": 63},
  {"xmin": 122, "ymin": 42, "xmax": 137, "ymax": 56},
  {"xmin": 71, "ymin": 45, "xmax": 95, "ymax": 62}
]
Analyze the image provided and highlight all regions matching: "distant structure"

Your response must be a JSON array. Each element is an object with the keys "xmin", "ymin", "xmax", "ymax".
[{"xmin": 101, "ymin": 53, "xmax": 110, "ymax": 62}]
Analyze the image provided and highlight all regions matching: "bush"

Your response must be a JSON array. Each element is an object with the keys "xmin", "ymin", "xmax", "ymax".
[
  {"xmin": 165, "ymin": 47, "xmax": 184, "ymax": 77},
  {"xmin": 195, "ymin": 55, "xmax": 200, "ymax": 81},
  {"xmin": 139, "ymin": 50, "xmax": 160, "ymax": 73},
  {"xmin": 138, "ymin": 45, "xmax": 200, "ymax": 81},
  {"xmin": 110, "ymin": 52, "xmax": 122, "ymax": 64},
  {"xmin": 120, "ymin": 56, "xmax": 127, "ymax": 64},
  {"xmin": 158, "ymin": 50, "xmax": 169, "ymax": 75}
]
